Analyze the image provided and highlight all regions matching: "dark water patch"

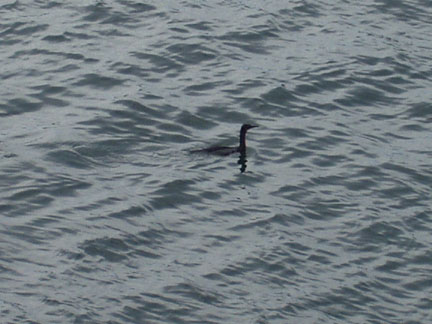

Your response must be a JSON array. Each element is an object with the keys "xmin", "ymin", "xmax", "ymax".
[
  {"xmin": 79, "ymin": 102, "xmax": 185, "ymax": 149},
  {"xmin": 217, "ymin": 250, "xmax": 300, "ymax": 291},
  {"xmin": 1, "ymin": 198, "xmax": 53, "ymax": 218},
  {"xmin": 212, "ymin": 207, "xmax": 248, "ymax": 218},
  {"xmin": 116, "ymin": 99, "xmax": 175, "ymax": 119},
  {"xmin": 375, "ymin": 259, "xmax": 404, "ymax": 273},
  {"xmin": 0, "ymin": 98, "xmax": 43, "ymax": 116},
  {"xmin": 29, "ymin": 214, "xmax": 65, "ymax": 230},
  {"xmin": 73, "ymin": 73, "xmax": 124, "ymax": 89},
  {"xmin": 119, "ymin": 1, "xmax": 156, "ymax": 13},
  {"xmin": 185, "ymin": 21, "xmax": 213, "ymax": 31},
  {"xmin": 9, "ymin": 48, "xmax": 95, "ymax": 63},
  {"xmin": 196, "ymin": 104, "xmax": 252, "ymax": 124},
  {"xmin": 100, "ymin": 11, "xmax": 142, "ymax": 27},
  {"xmin": 184, "ymin": 81, "xmax": 228, "ymax": 95},
  {"xmin": 373, "ymin": 0, "xmax": 431, "ymax": 24},
  {"xmin": 256, "ymin": 139, "xmax": 287, "ymax": 160},
  {"xmin": 31, "ymin": 95, "xmax": 69, "ymax": 108},
  {"xmin": 349, "ymin": 221, "xmax": 407, "ymax": 252},
  {"xmin": 377, "ymin": 180, "xmax": 419, "ymax": 202},
  {"xmin": 344, "ymin": 176, "xmax": 377, "ymax": 191},
  {"xmin": 143, "ymin": 93, "xmax": 164, "ymax": 101},
  {"xmin": 27, "ymin": 84, "xmax": 70, "ymax": 107},
  {"xmin": 80, "ymin": 237, "xmax": 129, "ymax": 263},
  {"xmin": 37, "ymin": 1, "xmax": 63, "ymax": 9},
  {"xmin": 230, "ymin": 213, "xmax": 292, "ymax": 231},
  {"xmin": 164, "ymin": 282, "xmax": 223, "ymax": 306},
  {"xmin": 220, "ymin": 28, "xmax": 278, "ymax": 43},
  {"xmin": 356, "ymin": 55, "xmax": 413, "ymax": 79},
  {"xmin": 0, "ymin": 162, "xmax": 43, "ymax": 186},
  {"xmin": 285, "ymin": 147, "xmax": 313, "ymax": 160},
  {"xmin": 115, "ymin": 294, "xmax": 169, "ymax": 324},
  {"xmin": 381, "ymin": 162, "xmax": 432, "ymax": 188},
  {"xmin": 48, "ymin": 176, "xmax": 92, "ymax": 197},
  {"xmin": 72, "ymin": 196, "xmax": 123, "ymax": 214},
  {"xmin": 80, "ymin": 114, "xmax": 153, "ymax": 141},
  {"xmin": 302, "ymin": 133, "xmax": 349, "ymax": 151},
  {"xmin": 81, "ymin": 3, "xmax": 113, "ymax": 22},
  {"xmin": 149, "ymin": 179, "xmax": 203, "ymax": 210},
  {"xmin": 398, "ymin": 123, "xmax": 428, "ymax": 133},
  {"xmin": 169, "ymin": 26, "xmax": 189, "ymax": 34},
  {"xmin": 295, "ymin": 83, "xmax": 324, "ymax": 96},
  {"xmin": 175, "ymin": 111, "xmax": 216, "ymax": 130},
  {"xmin": 167, "ymin": 43, "xmax": 217, "ymax": 65},
  {"xmin": 0, "ymin": 1, "xmax": 22, "ymax": 11},
  {"xmin": 261, "ymin": 85, "xmax": 298, "ymax": 106},
  {"xmin": 303, "ymin": 198, "xmax": 357, "ymax": 221},
  {"xmin": 307, "ymin": 253, "xmax": 331, "ymax": 265},
  {"xmin": 55, "ymin": 139, "xmax": 142, "ymax": 161},
  {"xmin": 258, "ymin": 99, "xmax": 322, "ymax": 118},
  {"xmin": 410, "ymin": 249, "xmax": 432, "ymax": 267},
  {"xmin": 0, "ymin": 22, "xmax": 48, "ymax": 37},
  {"xmin": 133, "ymin": 52, "xmax": 184, "ymax": 74},
  {"xmin": 311, "ymin": 154, "xmax": 349, "ymax": 167},
  {"xmin": 45, "ymin": 149, "xmax": 96, "ymax": 169},
  {"xmin": 335, "ymin": 85, "xmax": 395, "ymax": 108},
  {"xmin": 295, "ymin": 63, "xmax": 350, "ymax": 95},
  {"xmin": 403, "ymin": 211, "xmax": 432, "ymax": 233},
  {"xmin": 9, "ymin": 188, "xmax": 49, "ymax": 201},
  {"xmin": 4, "ymin": 224, "xmax": 59, "ymax": 245},
  {"xmin": 409, "ymin": 69, "xmax": 431, "ymax": 81},
  {"xmin": 223, "ymin": 79, "xmax": 266, "ymax": 95},
  {"xmin": 108, "ymin": 205, "xmax": 148, "ymax": 219},
  {"xmin": 386, "ymin": 75, "xmax": 413, "ymax": 86},
  {"xmin": 0, "ymin": 261, "xmax": 20, "ymax": 276},
  {"xmin": 42, "ymin": 34, "xmax": 70, "ymax": 43},
  {"xmin": 202, "ymin": 233, "xmax": 241, "ymax": 247},
  {"xmin": 51, "ymin": 63, "xmax": 81, "ymax": 74},
  {"xmin": 352, "ymin": 74, "xmax": 406, "ymax": 96},
  {"xmin": 220, "ymin": 35, "xmax": 273, "ymax": 55},
  {"xmin": 63, "ymin": 31, "xmax": 94, "ymax": 40},
  {"xmin": 292, "ymin": 2, "xmax": 322, "ymax": 17},
  {"xmin": 405, "ymin": 102, "xmax": 432, "ymax": 120},
  {"xmin": 272, "ymin": 184, "xmax": 313, "ymax": 203},
  {"xmin": 3, "ymin": 173, "xmax": 91, "ymax": 218},
  {"xmin": 199, "ymin": 190, "xmax": 221, "ymax": 201},
  {"xmin": 118, "ymin": 295, "xmax": 224, "ymax": 324},
  {"xmin": 30, "ymin": 85, "xmax": 67, "ymax": 96},
  {"xmin": 156, "ymin": 130, "xmax": 191, "ymax": 144},
  {"xmin": 130, "ymin": 226, "xmax": 191, "ymax": 252},
  {"xmin": 112, "ymin": 62, "xmax": 151, "ymax": 78}
]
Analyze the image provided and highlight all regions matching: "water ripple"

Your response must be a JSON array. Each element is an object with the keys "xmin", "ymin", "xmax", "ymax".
[{"xmin": 1, "ymin": 0, "xmax": 432, "ymax": 323}]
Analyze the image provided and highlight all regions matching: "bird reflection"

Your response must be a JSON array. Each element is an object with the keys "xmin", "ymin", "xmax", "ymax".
[{"xmin": 238, "ymin": 152, "xmax": 248, "ymax": 173}]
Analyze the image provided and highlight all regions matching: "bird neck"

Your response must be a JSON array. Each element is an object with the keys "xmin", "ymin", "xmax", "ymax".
[{"xmin": 239, "ymin": 130, "xmax": 247, "ymax": 153}]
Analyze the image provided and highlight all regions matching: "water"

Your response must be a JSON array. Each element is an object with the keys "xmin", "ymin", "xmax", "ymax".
[{"xmin": 1, "ymin": 0, "xmax": 432, "ymax": 323}]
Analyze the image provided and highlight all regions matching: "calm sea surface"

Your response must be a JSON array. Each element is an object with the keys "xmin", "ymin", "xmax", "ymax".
[{"xmin": 1, "ymin": 1, "xmax": 432, "ymax": 323}]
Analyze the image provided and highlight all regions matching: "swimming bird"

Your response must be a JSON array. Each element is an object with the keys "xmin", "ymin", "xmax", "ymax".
[{"xmin": 191, "ymin": 124, "xmax": 258, "ymax": 156}]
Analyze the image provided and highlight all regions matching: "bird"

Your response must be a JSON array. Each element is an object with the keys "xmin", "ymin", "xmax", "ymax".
[{"xmin": 190, "ymin": 124, "xmax": 258, "ymax": 156}]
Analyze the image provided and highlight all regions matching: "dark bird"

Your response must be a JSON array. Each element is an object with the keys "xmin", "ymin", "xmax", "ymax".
[{"xmin": 191, "ymin": 124, "xmax": 258, "ymax": 156}]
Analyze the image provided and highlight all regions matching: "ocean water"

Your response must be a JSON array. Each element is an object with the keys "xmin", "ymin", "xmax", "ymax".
[{"xmin": 1, "ymin": 0, "xmax": 432, "ymax": 323}]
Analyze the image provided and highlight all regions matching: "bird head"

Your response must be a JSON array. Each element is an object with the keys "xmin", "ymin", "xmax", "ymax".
[{"xmin": 241, "ymin": 124, "xmax": 258, "ymax": 132}]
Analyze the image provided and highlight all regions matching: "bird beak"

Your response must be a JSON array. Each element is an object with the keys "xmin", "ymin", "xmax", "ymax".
[{"xmin": 250, "ymin": 125, "xmax": 258, "ymax": 129}]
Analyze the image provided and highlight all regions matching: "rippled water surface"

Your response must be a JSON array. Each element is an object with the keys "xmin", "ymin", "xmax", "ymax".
[{"xmin": 1, "ymin": 1, "xmax": 432, "ymax": 323}]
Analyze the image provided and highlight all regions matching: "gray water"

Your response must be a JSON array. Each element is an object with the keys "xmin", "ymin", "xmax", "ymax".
[{"xmin": 1, "ymin": 1, "xmax": 432, "ymax": 323}]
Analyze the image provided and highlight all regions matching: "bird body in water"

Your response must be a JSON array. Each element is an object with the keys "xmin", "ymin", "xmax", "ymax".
[{"xmin": 191, "ymin": 124, "xmax": 258, "ymax": 156}]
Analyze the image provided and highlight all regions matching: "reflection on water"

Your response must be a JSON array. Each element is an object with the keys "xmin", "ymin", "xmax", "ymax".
[{"xmin": 238, "ymin": 152, "xmax": 248, "ymax": 173}]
